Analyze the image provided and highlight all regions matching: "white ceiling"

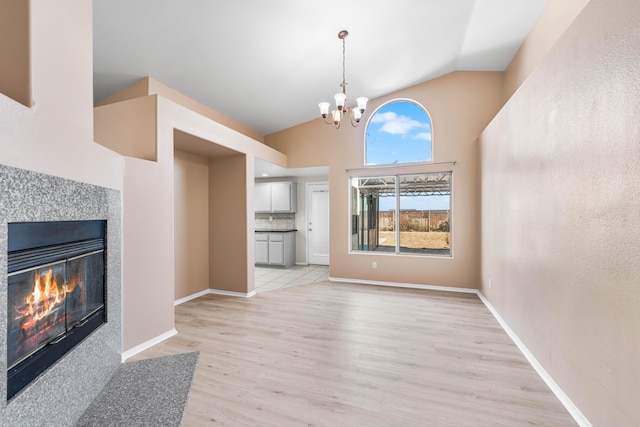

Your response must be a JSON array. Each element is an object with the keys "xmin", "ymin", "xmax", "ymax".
[{"xmin": 93, "ymin": 0, "xmax": 547, "ymax": 137}]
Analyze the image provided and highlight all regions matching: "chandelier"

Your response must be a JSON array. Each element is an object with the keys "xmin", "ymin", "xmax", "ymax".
[{"xmin": 318, "ymin": 30, "xmax": 368, "ymax": 129}]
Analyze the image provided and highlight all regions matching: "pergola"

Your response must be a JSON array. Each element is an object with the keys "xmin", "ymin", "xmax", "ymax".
[{"xmin": 355, "ymin": 173, "xmax": 451, "ymax": 197}]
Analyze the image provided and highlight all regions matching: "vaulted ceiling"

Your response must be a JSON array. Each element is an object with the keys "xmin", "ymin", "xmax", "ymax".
[{"xmin": 93, "ymin": 0, "xmax": 547, "ymax": 136}]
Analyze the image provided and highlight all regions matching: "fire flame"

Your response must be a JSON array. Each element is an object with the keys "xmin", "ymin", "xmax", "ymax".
[{"xmin": 16, "ymin": 269, "xmax": 77, "ymax": 331}]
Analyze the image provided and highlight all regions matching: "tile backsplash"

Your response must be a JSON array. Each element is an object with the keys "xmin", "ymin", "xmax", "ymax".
[{"xmin": 255, "ymin": 213, "xmax": 295, "ymax": 230}]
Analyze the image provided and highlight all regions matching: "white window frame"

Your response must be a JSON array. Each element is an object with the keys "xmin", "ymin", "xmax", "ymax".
[
  {"xmin": 364, "ymin": 98, "xmax": 434, "ymax": 167},
  {"xmin": 348, "ymin": 172, "xmax": 453, "ymax": 257}
]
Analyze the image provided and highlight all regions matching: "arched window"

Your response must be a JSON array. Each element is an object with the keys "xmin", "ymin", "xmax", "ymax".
[{"xmin": 365, "ymin": 100, "xmax": 432, "ymax": 165}]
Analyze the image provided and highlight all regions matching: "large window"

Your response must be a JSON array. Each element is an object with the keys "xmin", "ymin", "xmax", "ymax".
[
  {"xmin": 365, "ymin": 100, "xmax": 432, "ymax": 165},
  {"xmin": 350, "ymin": 173, "xmax": 451, "ymax": 256}
]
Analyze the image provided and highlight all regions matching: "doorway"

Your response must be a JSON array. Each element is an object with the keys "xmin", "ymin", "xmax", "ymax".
[{"xmin": 307, "ymin": 182, "xmax": 329, "ymax": 265}]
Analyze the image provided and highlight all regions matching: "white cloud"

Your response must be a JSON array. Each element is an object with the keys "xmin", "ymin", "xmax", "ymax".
[
  {"xmin": 370, "ymin": 111, "xmax": 397, "ymax": 123},
  {"xmin": 414, "ymin": 132, "xmax": 432, "ymax": 141},
  {"xmin": 371, "ymin": 111, "xmax": 429, "ymax": 136}
]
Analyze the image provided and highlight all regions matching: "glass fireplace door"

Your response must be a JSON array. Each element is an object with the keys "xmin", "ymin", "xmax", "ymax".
[{"xmin": 7, "ymin": 262, "xmax": 67, "ymax": 369}]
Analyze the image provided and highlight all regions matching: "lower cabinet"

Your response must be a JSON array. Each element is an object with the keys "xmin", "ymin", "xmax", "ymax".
[
  {"xmin": 255, "ymin": 234, "xmax": 269, "ymax": 264},
  {"xmin": 255, "ymin": 232, "xmax": 295, "ymax": 267},
  {"xmin": 268, "ymin": 234, "xmax": 285, "ymax": 265}
]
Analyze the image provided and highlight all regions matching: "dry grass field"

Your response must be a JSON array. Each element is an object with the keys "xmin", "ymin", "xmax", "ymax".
[{"xmin": 378, "ymin": 231, "xmax": 450, "ymax": 249}]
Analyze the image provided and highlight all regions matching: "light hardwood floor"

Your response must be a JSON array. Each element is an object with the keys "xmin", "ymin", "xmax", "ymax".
[{"xmin": 132, "ymin": 282, "xmax": 577, "ymax": 426}]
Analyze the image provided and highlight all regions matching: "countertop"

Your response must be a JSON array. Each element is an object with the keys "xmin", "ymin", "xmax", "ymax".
[{"xmin": 255, "ymin": 229, "xmax": 297, "ymax": 233}]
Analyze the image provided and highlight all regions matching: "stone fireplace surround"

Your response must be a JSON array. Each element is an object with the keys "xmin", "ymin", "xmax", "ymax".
[{"xmin": 0, "ymin": 164, "xmax": 121, "ymax": 426}]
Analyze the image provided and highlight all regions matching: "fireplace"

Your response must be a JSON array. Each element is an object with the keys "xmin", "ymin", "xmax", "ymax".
[
  {"xmin": 0, "ymin": 165, "xmax": 120, "ymax": 425},
  {"xmin": 6, "ymin": 220, "xmax": 107, "ymax": 400}
]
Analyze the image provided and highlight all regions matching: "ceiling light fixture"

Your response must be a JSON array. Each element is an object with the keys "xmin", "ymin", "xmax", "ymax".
[{"xmin": 318, "ymin": 30, "xmax": 368, "ymax": 129}]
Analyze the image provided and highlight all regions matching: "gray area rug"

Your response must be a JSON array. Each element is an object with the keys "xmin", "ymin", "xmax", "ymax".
[{"xmin": 75, "ymin": 352, "xmax": 199, "ymax": 427}]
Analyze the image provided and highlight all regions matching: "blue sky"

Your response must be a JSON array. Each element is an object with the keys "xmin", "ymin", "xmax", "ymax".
[{"xmin": 366, "ymin": 101, "xmax": 432, "ymax": 165}]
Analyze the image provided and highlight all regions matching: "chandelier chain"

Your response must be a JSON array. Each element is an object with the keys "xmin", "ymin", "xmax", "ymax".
[{"xmin": 342, "ymin": 37, "xmax": 346, "ymax": 91}]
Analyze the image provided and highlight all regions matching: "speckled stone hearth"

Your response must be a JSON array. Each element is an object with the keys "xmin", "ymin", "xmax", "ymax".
[
  {"xmin": 0, "ymin": 165, "xmax": 121, "ymax": 426},
  {"xmin": 75, "ymin": 352, "xmax": 198, "ymax": 426}
]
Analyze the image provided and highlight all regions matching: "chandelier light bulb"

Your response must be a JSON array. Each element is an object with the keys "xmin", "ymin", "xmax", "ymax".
[
  {"xmin": 356, "ymin": 97, "xmax": 368, "ymax": 113},
  {"xmin": 319, "ymin": 102, "xmax": 330, "ymax": 118},
  {"xmin": 334, "ymin": 93, "xmax": 347, "ymax": 110},
  {"xmin": 352, "ymin": 108, "xmax": 362, "ymax": 122},
  {"xmin": 332, "ymin": 109, "xmax": 341, "ymax": 125}
]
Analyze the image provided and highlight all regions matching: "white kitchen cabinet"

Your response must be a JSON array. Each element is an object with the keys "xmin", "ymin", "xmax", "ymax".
[
  {"xmin": 255, "ymin": 233, "xmax": 269, "ymax": 264},
  {"xmin": 268, "ymin": 234, "xmax": 285, "ymax": 265},
  {"xmin": 254, "ymin": 183, "xmax": 272, "ymax": 212},
  {"xmin": 255, "ymin": 231, "xmax": 296, "ymax": 267},
  {"xmin": 254, "ymin": 181, "xmax": 297, "ymax": 213},
  {"xmin": 271, "ymin": 182, "xmax": 295, "ymax": 212}
]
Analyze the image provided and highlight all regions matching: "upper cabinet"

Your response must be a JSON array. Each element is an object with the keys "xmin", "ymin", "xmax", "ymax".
[
  {"xmin": 254, "ymin": 181, "xmax": 297, "ymax": 213},
  {"xmin": 254, "ymin": 183, "xmax": 272, "ymax": 212},
  {"xmin": 271, "ymin": 182, "xmax": 295, "ymax": 212}
]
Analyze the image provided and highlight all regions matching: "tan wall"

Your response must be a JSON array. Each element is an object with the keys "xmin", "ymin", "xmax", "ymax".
[
  {"xmin": 264, "ymin": 118, "xmax": 331, "ymax": 168},
  {"xmin": 121, "ymin": 156, "xmax": 175, "ymax": 350},
  {"xmin": 0, "ymin": 0, "xmax": 30, "ymax": 107},
  {"xmin": 0, "ymin": 0, "xmax": 122, "ymax": 190},
  {"xmin": 267, "ymin": 71, "xmax": 504, "ymax": 288},
  {"xmin": 480, "ymin": 0, "xmax": 640, "ymax": 424},
  {"xmin": 209, "ymin": 154, "xmax": 251, "ymax": 293},
  {"xmin": 94, "ymin": 95, "xmax": 158, "ymax": 161},
  {"xmin": 504, "ymin": 0, "xmax": 591, "ymax": 100},
  {"xmin": 174, "ymin": 149, "xmax": 210, "ymax": 300}
]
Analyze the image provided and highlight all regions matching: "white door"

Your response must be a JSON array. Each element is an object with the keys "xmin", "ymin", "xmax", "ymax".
[{"xmin": 307, "ymin": 183, "xmax": 329, "ymax": 265}]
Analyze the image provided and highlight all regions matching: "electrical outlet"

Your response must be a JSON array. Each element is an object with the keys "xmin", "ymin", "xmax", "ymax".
[
  {"xmin": 372, "ymin": 261, "xmax": 377, "ymax": 269},
  {"xmin": 489, "ymin": 278, "xmax": 493, "ymax": 289}
]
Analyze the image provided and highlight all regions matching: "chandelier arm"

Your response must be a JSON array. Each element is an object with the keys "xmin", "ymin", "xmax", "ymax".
[{"xmin": 322, "ymin": 115, "xmax": 335, "ymax": 125}]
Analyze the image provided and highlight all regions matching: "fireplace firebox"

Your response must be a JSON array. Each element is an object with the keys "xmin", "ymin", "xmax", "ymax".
[{"xmin": 7, "ymin": 220, "xmax": 107, "ymax": 400}]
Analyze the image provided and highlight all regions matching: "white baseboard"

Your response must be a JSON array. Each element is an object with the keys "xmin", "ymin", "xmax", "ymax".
[
  {"xmin": 121, "ymin": 328, "xmax": 177, "ymax": 362},
  {"xmin": 328, "ymin": 276, "xmax": 478, "ymax": 294},
  {"xmin": 208, "ymin": 288, "xmax": 256, "ymax": 298},
  {"xmin": 174, "ymin": 289, "xmax": 210, "ymax": 306},
  {"xmin": 328, "ymin": 276, "xmax": 589, "ymax": 426},
  {"xmin": 476, "ymin": 292, "xmax": 591, "ymax": 427}
]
